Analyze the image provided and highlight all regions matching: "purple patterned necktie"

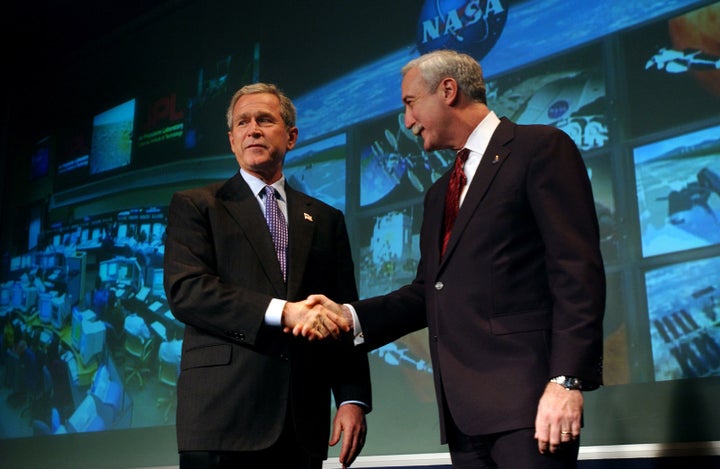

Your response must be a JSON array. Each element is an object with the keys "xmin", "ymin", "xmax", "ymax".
[
  {"xmin": 264, "ymin": 185, "xmax": 288, "ymax": 280},
  {"xmin": 441, "ymin": 148, "xmax": 470, "ymax": 259}
]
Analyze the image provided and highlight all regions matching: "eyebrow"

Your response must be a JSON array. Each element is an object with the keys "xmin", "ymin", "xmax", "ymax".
[{"xmin": 235, "ymin": 110, "xmax": 276, "ymax": 122}]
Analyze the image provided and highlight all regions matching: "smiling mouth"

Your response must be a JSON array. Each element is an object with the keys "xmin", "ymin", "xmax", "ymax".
[{"xmin": 411, "ymin": 124, "xmax": 424, "ymax": 136}]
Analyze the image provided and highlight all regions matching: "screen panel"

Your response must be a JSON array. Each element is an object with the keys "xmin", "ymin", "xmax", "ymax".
[
  {"xmin": 2, "ymin": 1, "xmax": 720, "ymax": 468},
  {"xmin": 633, "ymin": 124, "xmax": 720, "ymax": 258},
  {"xmin": 89, "ymin": 99, "xmax": 136, "ymax": 176}
]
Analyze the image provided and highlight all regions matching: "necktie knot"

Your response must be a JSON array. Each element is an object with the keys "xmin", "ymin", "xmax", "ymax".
[{"xmin": 457, "ymin": 147, "xmax": 470, "ymax": 164}]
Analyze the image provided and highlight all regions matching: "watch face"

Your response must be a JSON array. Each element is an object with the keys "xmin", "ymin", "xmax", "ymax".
[
  {"xmin": 552, "ymin": 376, "xmax": 582, "ymax": 390},
  {"xmin": 566, "ymin": 377, "xmax": 581, "ymax": 389}
]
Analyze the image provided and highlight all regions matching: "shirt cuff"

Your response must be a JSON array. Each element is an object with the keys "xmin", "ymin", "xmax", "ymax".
[
  {"xmin": 339, "ymin": 400, "xmax": 370, "ymax": 412},
  {"xmin": 265, "ymin": 298, "xmax": 286, "ymax": 326},
  {"xmin": 344, "ymin": 303, "xmax": 365, "ymax": 346}
]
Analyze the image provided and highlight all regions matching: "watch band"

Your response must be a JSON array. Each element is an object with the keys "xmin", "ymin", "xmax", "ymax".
[{"xmin": 550, "ymin": 375, "xmax": 583, "ymax": 390}]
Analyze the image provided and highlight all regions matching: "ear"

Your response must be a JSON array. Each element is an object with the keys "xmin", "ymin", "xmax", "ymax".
[
  {"xmin": 286, "ymin": 126, "xmax": 299, "ymax": 150},
  {"xmin": 440, "ymin": 78, "xmax": 459, "ymax": 105},
  {"xmin": 227, "ymin": 130, "xmax": 236, "ymax": 151}
]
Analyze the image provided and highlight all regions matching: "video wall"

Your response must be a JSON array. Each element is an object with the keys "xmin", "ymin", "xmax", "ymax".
[{"xmin": 1, "ymin": 0, "xmax": 719, "ymax": 467}]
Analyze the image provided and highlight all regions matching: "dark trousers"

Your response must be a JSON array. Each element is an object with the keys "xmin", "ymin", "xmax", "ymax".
[
  {"xmin": 179, "ymin": 409, "xmax": 323, "ymax": 469},
  {"xmin": 446, "ymin": 410, "xmax": 579, "ymax": 468},
  {"xmin": 179, "ymin": 449, "xmax": 323, "ymax": 469}
]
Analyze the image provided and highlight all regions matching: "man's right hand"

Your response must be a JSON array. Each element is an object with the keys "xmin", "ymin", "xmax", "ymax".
[{"xmin": 281, "ymin": 295, "xmax": 351, "ymax": 340}]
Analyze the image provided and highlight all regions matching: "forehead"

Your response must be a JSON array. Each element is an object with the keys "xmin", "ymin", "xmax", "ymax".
[{"xmin": 233, "ymin": 93, "xmax": 281, "ymax": 115}]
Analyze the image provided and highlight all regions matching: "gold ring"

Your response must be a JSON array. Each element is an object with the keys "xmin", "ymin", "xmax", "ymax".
[{"xmin": 561, "ymin": 431, "xmax": 570, "ymax": 435}]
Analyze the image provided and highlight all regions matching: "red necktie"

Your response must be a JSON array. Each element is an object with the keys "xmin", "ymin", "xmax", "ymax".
[{"xmin": 441, "ymin": 148, "xmax": 470, "ymax": 258}]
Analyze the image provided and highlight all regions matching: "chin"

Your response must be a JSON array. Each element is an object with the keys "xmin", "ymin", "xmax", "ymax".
[{"xmin": 422, "ymin": 140, "xmax": 437, "ymax": 152}]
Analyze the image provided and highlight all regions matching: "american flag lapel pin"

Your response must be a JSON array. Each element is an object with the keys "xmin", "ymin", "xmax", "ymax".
[{"xmin": 304, "ymin": 212, "xmax": 313, "ymax": 222}]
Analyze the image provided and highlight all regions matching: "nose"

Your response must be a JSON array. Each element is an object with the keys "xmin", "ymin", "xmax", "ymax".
[
  {"xmin": 246, "ymin": 119, "xmax": 261, "ymax": 137},
  {"xmin": 403, "ymin": 109, "xmax": 414, "ymax": 129}
]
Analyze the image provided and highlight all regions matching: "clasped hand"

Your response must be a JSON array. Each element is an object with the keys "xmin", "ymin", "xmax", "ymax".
[{"xmin": 282, "ymin": 294, "xmax": 351, "ymax": 340}]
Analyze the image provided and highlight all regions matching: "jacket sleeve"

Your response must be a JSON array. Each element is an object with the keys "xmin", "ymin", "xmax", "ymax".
[{"xmin": 525, "ymin": 126, "xmax": 606, "ymax": 387}]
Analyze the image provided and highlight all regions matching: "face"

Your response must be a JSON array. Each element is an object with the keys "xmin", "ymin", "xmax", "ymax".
[
  {"xmin": 227, "ymin": 93, "xmax": 298, "ymax": 183},
  {"xmin": 401, "ymin": 67, "xmax": 449, "ymax": 151}
]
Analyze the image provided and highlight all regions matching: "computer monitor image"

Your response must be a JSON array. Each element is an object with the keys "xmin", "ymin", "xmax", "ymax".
[
  {"xmin": 36, "ymin": 252, "xmax": 65, "ymax": 270},
  {"xmin": 98, "ymin": 257, "xmax": 143, "ymax": 293},
  {"xmin": 71, "ymin": 309, "xmax": 97, "ymax": 350},
  {"xmin": 38, "ymin": 292, "xmax": 53, "ymax": 323},
  {"xmin": 0, "ymin": 283, "xmax": 11, "ymax": 308},
  {"xmin": 79, "ymin": 317, "xmax": 107, "ymax": 366},
  {"xmin": 89, "ymin": 99, "xmax": 136, "ymax": 176},
  {"xmin": 19, "ymin": 285, "xmax": 38, "ymax": 313},
  {"xmin": 9, "ymin": 256, "xmax": 22, "ymax": 272},
  {"xmin": 645, "ymin": 255, "xmax": 720, "ymax": 381},
  {"xmin": 65, "ymin": 252, "xmax": 87, "ymax": 308},
  {"xmin": 147, "ymin": 267, "xmax": 165, "ymax": 299},
  {"xmin": 633, "ymin": 124, "xmax": 720, "ymax": 257},
  {"xmin": 51, "ymin": 294, "xmax": 71, "ymax": 329}
]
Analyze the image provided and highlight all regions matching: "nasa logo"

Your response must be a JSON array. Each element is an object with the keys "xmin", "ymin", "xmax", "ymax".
[
  {"xmin": 416, "ymin": 0, "xmax": 509, "ymax": 59},
  {"xmin": 548, "ymin": 100, "xmax": 570, "ymax": 120}
]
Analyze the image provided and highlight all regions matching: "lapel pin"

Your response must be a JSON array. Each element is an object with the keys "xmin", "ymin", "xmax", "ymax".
[
  {"xmin": 304, "ymin": 213, "xmax": 313, "ymax": 222},
  {"xmin": 492, "ymin": 154, "xmax": 500, "ymax": 164}
]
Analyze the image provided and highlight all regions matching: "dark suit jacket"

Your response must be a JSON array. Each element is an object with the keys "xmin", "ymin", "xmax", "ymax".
[
  {"xmin": 354, "ymin": 118, "xmax": 605, "ymax": 442},
  {"xmin": 164, "ymin": 172, "xmax": 371, "ymax": 456}
]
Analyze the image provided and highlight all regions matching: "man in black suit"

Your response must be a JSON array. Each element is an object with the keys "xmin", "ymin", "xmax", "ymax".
[
  {"xmin": 164, "ymin": 83, "xmax": 371, "ymax": 469},
  {"xmin": 300, "ymin": 50, "xmax": 605, "ymax": 468}
]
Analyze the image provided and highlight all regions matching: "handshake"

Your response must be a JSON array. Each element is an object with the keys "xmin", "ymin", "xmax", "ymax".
[{"xmin": 281, "ymin": 295, "xmax": 353, "ymax": 341}]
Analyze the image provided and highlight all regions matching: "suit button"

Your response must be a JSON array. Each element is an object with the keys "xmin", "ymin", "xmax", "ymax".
[
  {"xmin": 434, "ymin": 282, "xmax": 444, "ymax": 290},
  {"xmin": 229, "ymin": 331, "xmax": 245, "ymax": 341}
]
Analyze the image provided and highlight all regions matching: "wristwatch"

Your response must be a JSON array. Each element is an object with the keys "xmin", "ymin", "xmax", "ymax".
[{"xmin": 549, "ymin": 375, "xmax": 583, "ymax": 390}]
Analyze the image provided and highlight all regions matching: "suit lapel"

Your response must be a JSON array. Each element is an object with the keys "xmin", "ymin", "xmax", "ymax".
[
  {"xmin": 217, "ymin": 173, "xmax": 287, "ymax": 296},
  {"xmin": 285, "ymin": 184, "xmax": 315, "ymax": 299},
  {"xmin": 426, "ymin": 171, "xmax": 450, "ymax": 269},
  {"xmin": 440, "ymin": 118, "xmax": 514, "ymax": 268}
]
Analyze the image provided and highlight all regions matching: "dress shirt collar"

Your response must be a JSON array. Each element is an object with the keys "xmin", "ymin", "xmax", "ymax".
[
  {"xmin": 456, "ymin": 111, "xmax": 500, "ymax": 207},
  {"xmin": 462, "ymin": 110, "xmax": 501, "ymax": 161},
  {"xmin": 239, "ymin": 168, "xmax": 287, "ymax": 202}
]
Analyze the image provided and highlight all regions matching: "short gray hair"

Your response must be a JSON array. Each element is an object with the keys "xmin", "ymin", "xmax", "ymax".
[{"xmin": 401, "ymin": 49, "xmax": 486, "ymax": 103}]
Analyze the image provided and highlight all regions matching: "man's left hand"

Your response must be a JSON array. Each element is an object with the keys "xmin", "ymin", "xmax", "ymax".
[
  {"xmin": 330, "ymin": 403, "xmax": 367, "ymax": 468},
  {"xmin": 534, "ymin": 382, "xmax": 583, "ymax": 454}
]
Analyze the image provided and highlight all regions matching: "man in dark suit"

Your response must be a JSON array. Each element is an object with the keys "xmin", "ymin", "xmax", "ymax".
[
  {"xmin": 300, "ymin": 50, "xmax": 605, "ymax": 468},
  {"xmin": 164, "ymin": 82, "xmax": 371, "ymax": 469}
]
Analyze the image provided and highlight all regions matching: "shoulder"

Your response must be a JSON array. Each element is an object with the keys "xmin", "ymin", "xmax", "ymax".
[
  {"xmin": 286, "ymin": 185, "xmax": 343, "ymax": 216},
  {"xmin": 169, "ymin": 181, "xmax": 231, "ymax": 213},
  {"xmin": 496, "ymin": 120, "xmax": 578, "ymax": 157},
  {"xmin": 172, "ymin": 180, "xmax": 224, "ymax": 201},
  {"xmin": 512, "ymin": 120, "xmax": 574, "ymax": 144}
]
